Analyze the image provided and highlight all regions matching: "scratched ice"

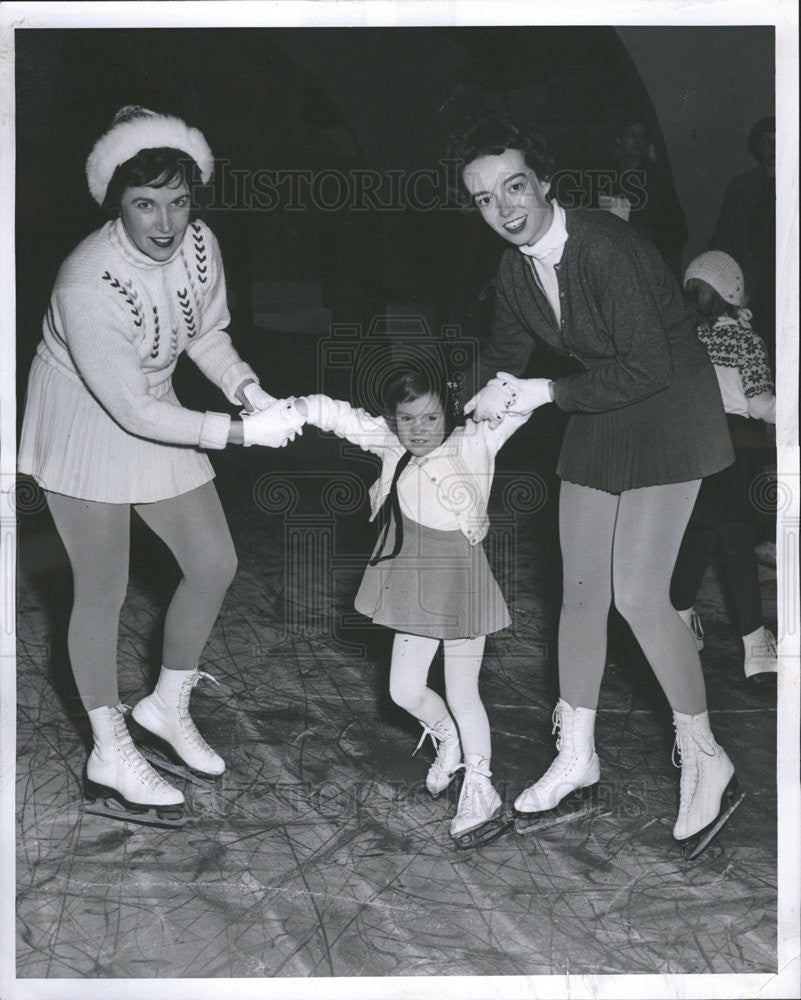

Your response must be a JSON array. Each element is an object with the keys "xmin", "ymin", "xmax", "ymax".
[{"xmin": 16, "ymin": 452, "xmax": 778, "ymax": 978}]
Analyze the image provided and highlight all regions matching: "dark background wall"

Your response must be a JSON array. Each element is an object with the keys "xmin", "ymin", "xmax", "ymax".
[{"xmin": 15, "ymin": 26, "xmax": 774, "ymax": 390}]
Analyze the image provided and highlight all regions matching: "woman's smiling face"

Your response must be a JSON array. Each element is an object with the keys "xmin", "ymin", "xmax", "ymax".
[
  {"xmin": 395, "ymin": 392, "xmax": 446, "ymax": 457},
  {"xmin": 462, "ymin": 147, "xmax": 554, "ymax": 248},
  {"xmin": 119, "ymin": 178, "xmax": 191, "ymax": 260}
]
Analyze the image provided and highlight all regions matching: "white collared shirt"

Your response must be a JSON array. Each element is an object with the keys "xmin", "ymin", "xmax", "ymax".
[{"xmin": 518, "ymin": 201, "xmax": 568, "ymax": 323}]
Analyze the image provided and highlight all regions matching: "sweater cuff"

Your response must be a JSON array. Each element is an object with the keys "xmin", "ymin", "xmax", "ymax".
[
  {"xmin": 301, "ymin": 394, "xmax": 330, "ymax": 428},
  {"xmin": 220, "ymin": 362, "xmax": 260, "ymax": 404},
  {"xmin": 199, "ymin": 411, "xmax": 231, "ymax": 449},
  {"xmin": 550, "ymin": 379, "xmax": 568, "ymax": 410}
]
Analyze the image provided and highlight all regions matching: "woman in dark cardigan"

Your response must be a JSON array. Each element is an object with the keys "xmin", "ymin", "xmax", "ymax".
[{"xmin": 447, "ymin": 112, "xmax": 740, "ymax": 858}]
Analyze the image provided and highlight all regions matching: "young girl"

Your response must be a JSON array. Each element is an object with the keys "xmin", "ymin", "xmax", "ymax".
[
  {"xmin": 671, "ymin": 250, "xmax": 777, "ymax": 683},
  {"xmin": 289, "ymin": 369, "xmax": 533, "ymax": 846}
]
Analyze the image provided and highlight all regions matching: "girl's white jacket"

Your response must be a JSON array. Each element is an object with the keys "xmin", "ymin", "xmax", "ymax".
[{"xmin": 302, "ymin": 394, "xmax": 532, "ymax": 545}]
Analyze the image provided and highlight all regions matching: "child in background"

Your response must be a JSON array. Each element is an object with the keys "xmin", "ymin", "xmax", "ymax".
[
  {"xmin": 290, "ymin": 368, "xmax": 534, "ymax": 847},
  {"xmin": 671, "ymin": 250, "xmax": 777, "ymax": 684}
]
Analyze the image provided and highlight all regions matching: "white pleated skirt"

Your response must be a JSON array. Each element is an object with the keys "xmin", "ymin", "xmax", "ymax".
[{"xmin": 18, "ymin": 353, "xmax": 215, "ymax": 504}]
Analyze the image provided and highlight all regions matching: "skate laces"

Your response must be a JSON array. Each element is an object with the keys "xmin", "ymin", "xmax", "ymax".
[
  {"xmin": 176, "ymin": 672, "xmax": 219, "ymax": 753},
  {"xmin": 551, "ymin": 703, "xmax": 564, "ymax": 751},
  {"xmin": 454, "ymin": 760, "xmax": 493, "ymax": 815},
  {"xmin": 110, "ymin": 705, "xmax": 171, "ymax": 789},
  {"xmin": 177, "ymin": 669, "xmax": 220, "ymax": 714},
  {"xmin": 413, "ymin": 724, "xmax": 435, "ymax": 757},
  {"xmin": 414, "ymin": 719, "xmax": 459, "ymax": 768},
  {"xmin": 691, "ymin": 610, "xmax": 704, "ymax": 641},
  {"xmin": 759, "ymin": 629, "xmax": 777, "ymax": 657},
  {"xmin": 672, "ymin": 718, "xmax": 716, "ymax": 768}
]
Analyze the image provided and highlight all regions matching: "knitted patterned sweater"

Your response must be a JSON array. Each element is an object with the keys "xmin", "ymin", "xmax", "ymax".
[
  {"xmin": 697, "ymin": 309, "xmax": 775, "ymax": 423},
  {"xmin": 35, "ymin": 217, "xmax": 257, "ymax": 449}
]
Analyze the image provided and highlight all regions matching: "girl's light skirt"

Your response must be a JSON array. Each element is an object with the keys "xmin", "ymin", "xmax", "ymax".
[{"xmin": 355, "ymin": 513, "xmax": 510, "ymax": 640}]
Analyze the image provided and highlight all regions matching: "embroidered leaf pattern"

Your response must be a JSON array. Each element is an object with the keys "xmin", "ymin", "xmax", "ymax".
[
  {"xmin": 177, "ymin": 288, "xmax": 197, "ymax": 336},
  {"xmin": 191, "ymin": 223, "xmax": 208, "ymax": 284},
  {"xmin": 150, "ymin": 305, "xmax": 161, "ymax": 358},
  {"xmin": 102, "ymin": 271, "xmax": 144, "ymax": 328}
]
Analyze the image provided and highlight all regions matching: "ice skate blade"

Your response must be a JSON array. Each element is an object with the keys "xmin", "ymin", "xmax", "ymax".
[
  {"xmin": 85, "ymin": 799, "xmax": 186, "ymax": 828},
  {"xmin": 452, "ymin": 813, "xmax": 513, "ymax": 850},
  {"xmin": 84, "ymin": 784, "xmax": 186, "ymax": 829},
  {"xmin": 514, "ymin": 784, "xmax": 599, "ymax": 834},
  {"xmin": 138, "ymin": 744, "xmax": 219, "ymax": 790},
  {"xmin": 678, "ymin": 777, "xmax": 745, "ymax": 861},
  {"xmin": 128, "ymin": 718, "xmax": 222, "ymax": 788}
]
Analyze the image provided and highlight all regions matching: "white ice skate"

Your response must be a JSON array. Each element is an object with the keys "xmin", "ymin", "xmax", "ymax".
[
  {"xmin": 131, "ymin": 667, "xmax": 225, "ymax": 785},
  {"xmin": 672, "ymin": 710, "xmax": 744, "ymax": 859},
  {"xmin": 449, "ymin": 755, "xmax": 511, "ymax": 849},
  {"xmin": 414, "ymin": 715, "xmax": 462, "ymax": 797},
  {"xmin": 514, "ymin": 699, "xmax": 600, "ymax": 833},
  {"xmin": 743, "ymin": 626, "xmax": 777, "ymax": 685},
  {"xmin": 84, "ymin": 704, "xmax": 185, "ymax": 828}
]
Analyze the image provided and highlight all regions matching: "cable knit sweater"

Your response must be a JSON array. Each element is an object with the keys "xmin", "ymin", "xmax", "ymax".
[{"xmin": 34, "ymin": 217, "xmax": 257, "ymax": 449}]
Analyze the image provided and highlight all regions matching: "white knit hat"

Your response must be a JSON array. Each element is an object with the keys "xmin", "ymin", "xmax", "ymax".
[
  {"xmin": 85, "ymin": 106, "xmax": 214, "ymax": 205},
  {"xmin": 683, "ymin": 250, "xmax": 746, "ymax": 306}
]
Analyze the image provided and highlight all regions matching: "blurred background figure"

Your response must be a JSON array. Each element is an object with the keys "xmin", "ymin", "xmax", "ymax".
[
  {"xmin": 671, "ymin": 250, "xmax": 777, "ymax": 686},
  {"xmin": 710, "ymin": 116, "xmax": 776, "ymax": 376},
  {"xmin": 591, "ymin": 109, "xmax": 688, "ymax": 280}
]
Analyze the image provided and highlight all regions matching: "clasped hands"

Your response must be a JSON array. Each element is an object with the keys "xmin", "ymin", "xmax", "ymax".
[
  {"xmin": 241, "ymin": 395, "xmax": 306, "ymax": 448},
  {"xmin": 464, "ymin": 373, "xmax": 553, "ymax": 427}
]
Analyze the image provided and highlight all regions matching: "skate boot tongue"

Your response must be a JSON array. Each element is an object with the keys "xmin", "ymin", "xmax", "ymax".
[{"xmin": 415, "ymin": 717, "xmax": 462, "ymax": 798}]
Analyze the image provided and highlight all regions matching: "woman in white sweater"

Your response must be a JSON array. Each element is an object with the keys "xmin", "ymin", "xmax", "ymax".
[{"xmin": 18, "ymin": 106, "xmax": 304, "ymax": 825}]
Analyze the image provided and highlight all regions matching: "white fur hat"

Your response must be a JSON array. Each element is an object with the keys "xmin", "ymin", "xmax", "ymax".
[
  {"xmin": 683, "ymin": 250, "xmax": 746, "ymax": 306},
  {"xmin": 85, "ymin": 105, "xmax": 214, "ymax": 205}
]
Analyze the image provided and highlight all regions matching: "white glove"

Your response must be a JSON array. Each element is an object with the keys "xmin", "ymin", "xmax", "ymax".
[
  {"xmin": 463, "ymin": 383, "xmax": 515, "ymax": 427},
  {"xmin": 242, "ymin": 398, "xmax": 306, "ymax": 447},
  {"xmin": 487, "ymin": 373, "xmax": 553, "ymax": 414},
  {"xmin": 239, "ymin": 381, "xmax": 277, "ymax": 413}
]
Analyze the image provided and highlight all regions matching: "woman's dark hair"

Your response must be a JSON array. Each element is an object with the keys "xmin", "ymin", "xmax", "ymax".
[
  {"xmin": 684, "ymin": 277, "xmax": 743, "ymax": 325},
  {"xmin": 102, "ymin": 147, "xmax": 203, "ymax": 216},
  {"xmin": 747, "ymin": 116, "xmax": 775, "ymax": 160},
  {"xmin": 444, "ymin": 111, "xmax": 555, "ymax": 206},
  {"xmin": 383, "ymin": 370, "xmax": 464, "ymax": 438}
]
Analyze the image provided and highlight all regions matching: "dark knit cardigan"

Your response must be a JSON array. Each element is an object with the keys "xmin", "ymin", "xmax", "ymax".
[{"xmin": 473, "ymin": 207, "xmax": 712, "ymax": 412}]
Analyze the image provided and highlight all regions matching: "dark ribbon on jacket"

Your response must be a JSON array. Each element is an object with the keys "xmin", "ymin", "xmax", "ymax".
[{"xmin": 369, "ymin": 450, "xmax": 413, "ymax": 566}]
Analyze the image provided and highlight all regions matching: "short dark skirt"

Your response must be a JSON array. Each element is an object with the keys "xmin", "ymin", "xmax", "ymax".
[
  {"xmin": 355, "ymin": 513, "xmax": 511, "ymax": 640},
  {"xmin": 557, "ymin": 363, "xmax": 735, "ymax": 493}
]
